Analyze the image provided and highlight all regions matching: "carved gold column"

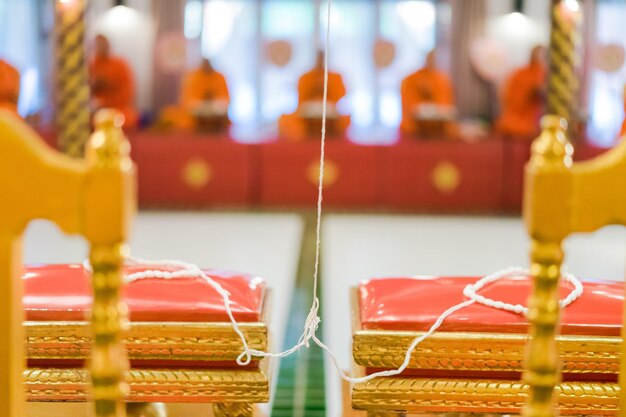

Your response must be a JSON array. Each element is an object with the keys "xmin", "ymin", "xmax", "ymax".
[
  {"xmin": 546, "ymin": 0, "xmax": 582, "ymax": 127},
  {"xmin": 522, "ymin": 115, "xmax": 573, "ymax": 417},
  {"xmin": 55, "ymin": 0, "xmax": 91, "ymax": 157}
]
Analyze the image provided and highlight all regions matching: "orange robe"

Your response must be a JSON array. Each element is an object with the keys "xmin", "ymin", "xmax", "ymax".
[
  {"xmin": 279, "ymin": 69, "xmax": 350, "ymax": 141},
  {"xmin": 0, "ymin": 59, "xmax": 20, "ymax": 114},
  {"xmin": 90, "ymin": 56, "xmax": 138, "ymax": 129},
  {"xmin": 496, "ymin": 64, "xmax": 546, "ymax": 138},
  {"xmin": 400, "ymin": 68, "xmax": 454, "ymax": 135},
  {"xmin": 159, "ymin": 69, "xmax": 230, "ymax": 130}
]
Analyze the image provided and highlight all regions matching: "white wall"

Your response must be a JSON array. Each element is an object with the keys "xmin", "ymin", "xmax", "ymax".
[{"xmin": 485, "ymin": 0, "xmax": 550, "ymax": 75}]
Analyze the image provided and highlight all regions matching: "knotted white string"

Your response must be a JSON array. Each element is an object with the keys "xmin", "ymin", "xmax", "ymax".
[
  {"xmin": 98, "ymin": 259, "xmax": 583, "ymax": 383},
  {"xmin": 84, "ymin": 0, "xmax": 585, "ymax": 384}
]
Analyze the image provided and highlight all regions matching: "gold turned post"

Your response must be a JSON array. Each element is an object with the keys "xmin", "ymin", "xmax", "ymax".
[
  {"xmin": 84, "ymin": 110, "xmax": 134, "ymax": 417},
  {"xmin": 213, "ymin": 403, "xmax": 253, "ymax": 417},
  {"xmin": 0, "ymin": 108, "xmax": 135, "ymax": 417},
  {"xmin": 126, "ymin": 403, "xmax": 168, "ymax": 417},
  {"xmin": 521, "ymin": 113, "xmax": 626, "ymax": 414},
  {"xmin": 522, "ymin": 115, "xmax": 573, "ymax": 417}
]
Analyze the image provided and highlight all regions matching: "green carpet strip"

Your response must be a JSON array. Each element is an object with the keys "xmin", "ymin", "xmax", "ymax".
[{"xmin": 271, "ymin": 214, "xmax": 326, "ymax": 417}]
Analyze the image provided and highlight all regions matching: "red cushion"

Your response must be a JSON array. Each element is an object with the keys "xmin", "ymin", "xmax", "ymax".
[
  {"xmin": 23, "ymin": 264, "xmax": 265, "ymax": 322},
  {"xmin": 359, "ymin": 276, "xmax": 623, "ymax": 336}
]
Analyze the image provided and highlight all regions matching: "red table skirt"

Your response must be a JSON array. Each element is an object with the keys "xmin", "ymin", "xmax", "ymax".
[
  {"xmin": 39, "ymin": 130, "xmax": 611, "ymax": 211},
  {"xmin": 258, "ymin": 140, "xmax": 383, "ymax": 208},
  {"xmin": 130, "ymin": 132, "xmax": 252, "ymax": 207},
  {"xmin": 384, "ymin": 140, "xmax": 504, "ymax": 211}
]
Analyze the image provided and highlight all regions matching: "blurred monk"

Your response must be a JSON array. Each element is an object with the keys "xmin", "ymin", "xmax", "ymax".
[
  {"xmin": 279, "ymin": 50, "xmax": 349, "ymax": 141},
  {"xmin": 400, "ymin": 50, "xmax": 455, "ymax": 137},
  {"xmin": 0, "ymin": 58, "xmax": 20, "ymax": 114},
  {"xmin": 159, "ymin": 58, "xmax": 230, "ymax": 132},
  {"xmin": 89, "ymin": 34, "xmax": 139, "ymax": 129},
  {"xmin": 496, "ymin": 45, "xmax": 547, "ymax": 138}
]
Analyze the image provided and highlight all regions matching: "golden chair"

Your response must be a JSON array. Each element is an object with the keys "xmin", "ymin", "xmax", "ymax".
[
  {"xmin": 348, "ymin": 115, "xmax": 624, "ymax": 417},
  {"xmin": 523, "ymin": 115, "xmax": 626, "ymax": 416},
  {"xmin": 1, "ymin": 110, "xmax": 271, "ymax": 417},
  {"xmin": 0, "ymin": 108, "xmax": 135, "ymax": 417}
]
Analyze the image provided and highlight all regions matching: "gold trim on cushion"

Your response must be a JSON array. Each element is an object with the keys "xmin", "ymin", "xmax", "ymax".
[
  {"xmin": 24, "ymin": 368, "xmax": 269, "ymax": 403},
  {"xmin": 25, "ymin": 321, "xmax": 267, "ymax": 362},
  {"xmin": 352, "ymin": 378, "xmax": 618, "ymax": 415},
  {"xmin": 353, "ymin": 330, "xmax": 620, "ymax": 374}
]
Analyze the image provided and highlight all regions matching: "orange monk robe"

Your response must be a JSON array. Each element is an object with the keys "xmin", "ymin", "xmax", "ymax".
[
  {"xmin": 400, "ymin": 69, "xmax": 454, "ymax": 135},
  {"xmin": 160, "ymin": 69, "xmax": 230, "ymax": 130},
  {"xmin": 90, "ymin": 56, "xmax": 139, "ymax": 129},
  {"xmin": 0, "ymin": 59, "xmax": 20, "ymax": 114},
  {"xmin": 279, "ymin": 69, "xmax": 350, "ymax": 141},
  {"xmin": 496, "ymin": 64, "xmax": 546, "ymax": 138},
  {"xmin": 181, "ymin": 68, "xmax": 229, "ymax": 108}
]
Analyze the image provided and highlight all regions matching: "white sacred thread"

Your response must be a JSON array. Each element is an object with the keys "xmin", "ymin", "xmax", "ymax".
[
  {"xmin": 85, "ymin": 258, "xmax": 584, "ymax": 383},
  {"xmin": 83, "ymin": 0, "xmax": 585, "ymax": 384}
]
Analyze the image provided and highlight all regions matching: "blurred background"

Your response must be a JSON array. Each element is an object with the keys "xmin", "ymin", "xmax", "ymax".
[{"xmin": 2, "ymin": 0, "xmax": 626, "ymax": 145}]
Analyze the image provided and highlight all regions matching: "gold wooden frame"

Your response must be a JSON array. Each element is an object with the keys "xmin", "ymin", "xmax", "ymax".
[
  {"xmin": 0, "ymin": 109, "xmax": 135, "ymax": 417},
  {"xmin": 24, "ymin": 367, "xmax": 270, "ymax": 404},
  {"xmin": 523, "ymin": 116, "xmax": 626, "ymax": 416},
  {"xmin": 24, "ymin": 291, "xmax": 273, "ymax": 417},
  {"xmin": 25, "ymin": 321, "xmax": 267, "ymax": 363},
  {"xmin": 353, "ymin": 330, "xmax": 620, "ymax": 375},
  {"xmin": 350, "ymin": 287, "xmax": 620, "ymax": 416}
]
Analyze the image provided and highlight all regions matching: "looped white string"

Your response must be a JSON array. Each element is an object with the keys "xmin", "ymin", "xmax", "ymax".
[
  {"xmin": 463, "ymin": 266, "xmax": 584, "ymax": 315},
  {"xmin": 85, "ymin": 256, "xmax": 584, "ymax": 383}
]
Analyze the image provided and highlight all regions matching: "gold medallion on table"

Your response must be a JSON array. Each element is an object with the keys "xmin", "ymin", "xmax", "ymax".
[
  {"xmin": 307, "ymin": 159, "xmax": 339, "ymax": 187},
  {"xmin": 431, "ymin": 161, "xmax": 461, "ymax": 194},
  {"xmin": 182, "ymin": 158, "xmax": 212, "ymax": 190}
]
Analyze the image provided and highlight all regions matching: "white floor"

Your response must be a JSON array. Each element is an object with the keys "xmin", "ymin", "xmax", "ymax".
[{"xmin": 21, "ymin": 211, "xmax": 626, "ymax": 417}]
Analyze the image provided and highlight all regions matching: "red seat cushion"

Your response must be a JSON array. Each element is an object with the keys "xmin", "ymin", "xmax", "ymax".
[
  {"xmin": 359, "ymin": 276, "xmax": 623, "ymax": 336},
  {"xmin": 23, "ymin": 264, "xmax": 265, "ymax": 322}
]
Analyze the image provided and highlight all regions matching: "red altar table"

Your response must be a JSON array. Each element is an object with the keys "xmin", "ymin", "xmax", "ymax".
[
  {"xmin": 383, "ymin": 139, "xmax": 505, "ymax": 211},
  {"xmin": 258, "ymin": 140, "xmax": 384, "ymax": 208},
  {"xmin": 130, "ymin": 132, "xmax": 253, "ymax": 207},
  {"xmin": 29, "ymin": 128, "xmax": 605, "ymax": 211}
]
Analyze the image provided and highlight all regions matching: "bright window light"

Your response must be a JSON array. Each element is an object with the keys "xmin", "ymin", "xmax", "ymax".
[
  {"xmin": 184, "ymin": 0, "xmax": 203, "ymax": 39},
  {"xmin": 395, "ymin": 1, "xmax": 436, "ymax": 33},
  {"xmin": 202, "ymin": 0, "xmax": 243, "ymax": 58},
  {"xmin": 563, "ymin": 0, "xmax": 580, "ymax": 13}
]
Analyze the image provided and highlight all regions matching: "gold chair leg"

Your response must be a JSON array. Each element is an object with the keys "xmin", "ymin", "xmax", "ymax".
[
  {"xmin": 213, "ymin": 403, "xmax": 253, "ymax": 417},
  {"xmin": 126, "ymin": 403, "xmax": 168, "ymax": 417},
  {"xmin": 366, "ymin": 411, "xmax": 405, "ymax": 417}
]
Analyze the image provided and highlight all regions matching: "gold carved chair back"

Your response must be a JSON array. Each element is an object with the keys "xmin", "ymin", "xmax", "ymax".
[
  {"xmin": 0, "ymin": 109, "xmax": 135, "ymax": 417},
  {"xmin": 523, "ymin": 115, "xmax": 626, "ymax": 416}
]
